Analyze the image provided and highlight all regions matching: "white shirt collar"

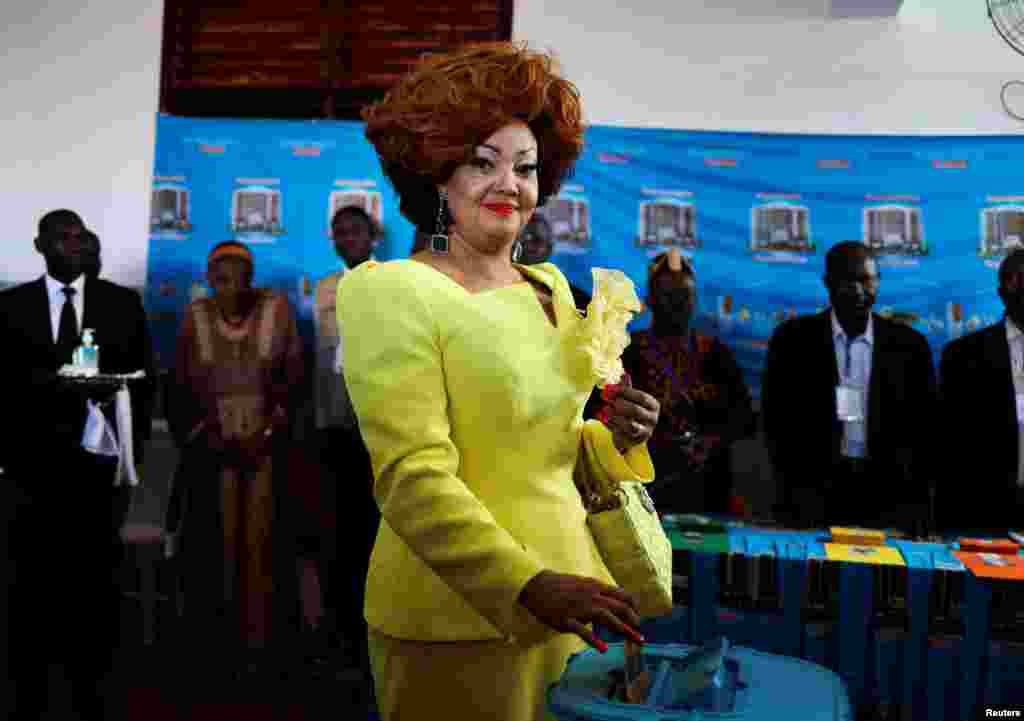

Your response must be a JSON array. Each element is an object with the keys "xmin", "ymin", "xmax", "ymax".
[
  {"xmin": 45, "ymin": 272, "xmax": 85, "ymax": 300},
  {"xmin": 831, "ymin": 308, "xmax": 874, "ymax": 345},
  {"xmin": 1007, "ymin": 315, "xmax": 1023, "ymax": 343}
]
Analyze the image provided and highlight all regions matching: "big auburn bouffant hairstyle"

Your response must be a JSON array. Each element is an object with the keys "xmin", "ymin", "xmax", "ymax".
[{"xmin": 362, "ymin": 42, "xmax": 585, "ymax": 234}]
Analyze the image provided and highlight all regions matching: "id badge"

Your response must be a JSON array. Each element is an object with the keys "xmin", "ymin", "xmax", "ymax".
[{"xmin": 836, "ymin": 384, "xmax": 866, "ymax": 422}]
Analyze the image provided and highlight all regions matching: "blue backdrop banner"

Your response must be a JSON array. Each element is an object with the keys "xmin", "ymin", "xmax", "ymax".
[{"xmin": 147, "ymin": 114, "xmax": 1022, "ymax": 396}]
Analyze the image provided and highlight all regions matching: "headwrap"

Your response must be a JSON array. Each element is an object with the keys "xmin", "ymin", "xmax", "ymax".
[
  {"xmin": 208, "ymin": 242, "xmax": 253, "ymax": 267},
  {"xmin": 648, "ymin": 247, "xmax": 692, "ymax": 282}
]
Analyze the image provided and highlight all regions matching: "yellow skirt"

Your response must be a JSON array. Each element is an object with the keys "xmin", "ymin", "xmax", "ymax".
[{"xmin": 368, "ymin": 626, "xmax": 586, "ymax": 721}]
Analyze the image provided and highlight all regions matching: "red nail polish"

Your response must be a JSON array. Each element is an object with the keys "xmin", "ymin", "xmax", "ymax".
[
  {"xmin": 622, "ymin": 624, "xmax": 645, "ymax": 645},
  {"xmin": 594, "ymin": 638, "xmax": 608, "ymax": 653}
]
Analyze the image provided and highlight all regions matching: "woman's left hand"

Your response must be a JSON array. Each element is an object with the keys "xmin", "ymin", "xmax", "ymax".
[{"xmin": 602, "ymin": 376, "xmax": 660, "ymax": 453}]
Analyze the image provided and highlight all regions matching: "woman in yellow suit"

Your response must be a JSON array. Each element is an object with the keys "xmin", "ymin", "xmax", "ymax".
[{"xmin": 338, "ymin": 43, "xmax": 663, "ymax": 721}]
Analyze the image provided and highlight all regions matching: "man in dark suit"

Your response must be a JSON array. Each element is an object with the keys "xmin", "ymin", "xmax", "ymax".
[
  {"xmin": 938, "ymin": 249, "xmax": 1024, "ymax": 535},
  {"xmin": 762, "ymin": 241, "xmax": 937, "ymax": 532},
  {"xmin": 0, "ymin": 209, "xmax": 154, "ymax": 721}
]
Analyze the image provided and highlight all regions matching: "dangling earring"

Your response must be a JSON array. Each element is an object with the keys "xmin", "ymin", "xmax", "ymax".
[
  {"xmin": 431, "ymin": 188, "xmax": 449, "ymax": 255},
  {"xmin": 511, "ymin": 239, "xmax": 523, "ymax": 263}
]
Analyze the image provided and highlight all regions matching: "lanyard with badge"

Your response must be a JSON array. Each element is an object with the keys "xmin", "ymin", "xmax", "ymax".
[{"xmin": 836, "ymin": 336, "xmax": 866, "ymax": 423}]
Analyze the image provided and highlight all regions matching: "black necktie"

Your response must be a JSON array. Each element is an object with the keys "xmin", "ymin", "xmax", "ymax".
[{"xmin": 57, "ymin": 286, "xmax": 79, "ymax": 364}]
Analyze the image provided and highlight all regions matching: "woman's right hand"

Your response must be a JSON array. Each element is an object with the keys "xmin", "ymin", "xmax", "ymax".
[{"xmin": 517, "ymin": 570, "xmax": 643, "ymax": 651}]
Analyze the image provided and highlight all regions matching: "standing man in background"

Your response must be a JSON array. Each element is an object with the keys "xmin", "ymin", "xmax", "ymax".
[
  {"xmin": 312, "ymin": 205, "xmax": 380, "ymax": 678},
  {"xmin": 1, "ymin": 209, "xmax": 154, "ymax": 721},
  {"xmin": 622, "ymin": 250, "xmax": 753, "ymax": 514},
  {"xmin": 938, "ymin": 248, "xmax": 1024, "ymax": 534},
  {"xmin": 762, "ymin": 241, "xmax": 936, "ymax": 532}
]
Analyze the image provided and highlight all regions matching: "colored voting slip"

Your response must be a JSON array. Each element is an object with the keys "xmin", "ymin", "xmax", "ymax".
[
  {"xmin": 954, "ymin": 551, "xmax": 1024, "ymax": 580},
  {"xmin": 830, "ymin": 526, "xmax": 886, "ymax": 546},
  {"xmin": 957, "ymin": 537, "xmax": 1020, "ymax": 555},
  {"xmin": 824, "ymin": 543, "xmax": 906, "ymax": 566},
  {"xmin": 668, "ymin": 530, "xmax": 730, "ymax": 554}
]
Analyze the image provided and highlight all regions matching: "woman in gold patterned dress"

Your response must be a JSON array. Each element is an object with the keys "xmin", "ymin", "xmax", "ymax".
[{"xmin": 169, "ymin": 241, "xmax": 305, "ymax": 673}]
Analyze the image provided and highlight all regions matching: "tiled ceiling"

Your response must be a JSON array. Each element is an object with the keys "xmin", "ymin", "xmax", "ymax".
[{"xmin": 160, "ymin": 0, "xmax": 514, "ymax": 119}]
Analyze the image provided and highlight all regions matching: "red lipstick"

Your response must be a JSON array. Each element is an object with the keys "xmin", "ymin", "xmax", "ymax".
[{"xmin": 482, "ymin": 203, "xmax": 516, "ymax": 217}]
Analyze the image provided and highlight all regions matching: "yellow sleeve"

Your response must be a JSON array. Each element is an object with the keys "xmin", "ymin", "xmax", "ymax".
[{"xmin": 336, "ymin": 262, "xmax": 550, "ymax": 641}]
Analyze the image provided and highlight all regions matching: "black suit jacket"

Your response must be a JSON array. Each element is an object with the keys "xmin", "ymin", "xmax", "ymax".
[
  {"xmin": 0, "ymin": 276, "xmax": 155, "ymax": 505},
  {"xmin": 762, "ymin": 310, "xmax": 937, "ymax": 516},
  {"xmin": 938, "ymin": 320, "xmax": 1024, "ymax": 534}
]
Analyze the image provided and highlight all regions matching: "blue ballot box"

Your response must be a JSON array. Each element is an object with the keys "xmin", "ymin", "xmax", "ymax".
[{"xmin": 548, "ymin": 639, "xmax": 852, "ymax": 721}]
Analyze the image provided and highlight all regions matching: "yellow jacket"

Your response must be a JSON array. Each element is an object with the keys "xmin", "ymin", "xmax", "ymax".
[{"xmin": 337, "ymin": 259, "xmax": 654, "ymax": 645}]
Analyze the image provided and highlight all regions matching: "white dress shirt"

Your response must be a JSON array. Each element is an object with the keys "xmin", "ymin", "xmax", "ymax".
[
  {"xmin": 1006, "ymin": 318, "xmax": 1024, "ymax": 488},
  {"xmin": 832, "ymin": 310, "xmax": 874, "ymax": 459},
  {"xmin": 45, "ymin": 273, "xmax": 85, "ymax": 344}
]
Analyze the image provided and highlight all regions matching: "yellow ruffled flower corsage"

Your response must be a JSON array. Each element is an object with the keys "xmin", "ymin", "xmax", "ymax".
[{"xmin": 577, "ymin": 268, "xmax": 643, "ymax": 388}]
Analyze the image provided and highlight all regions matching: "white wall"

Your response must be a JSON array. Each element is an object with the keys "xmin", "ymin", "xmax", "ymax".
[
  {"xmin": 514, "ymin": 0, "xmax": 1024, "ymax": 135},
  {"xmin": 0, "ymin": 0, "xmax": 164, "ymax": 288}
]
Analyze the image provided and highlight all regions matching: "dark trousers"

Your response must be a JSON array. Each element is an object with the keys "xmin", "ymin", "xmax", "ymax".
[
  {"xmin": 317, "ymin": 426, "xmax": 379, "ymax": 670},
  {"xmin": 6, "ymin": 448, "xmax": 130, "ymax": 721}
]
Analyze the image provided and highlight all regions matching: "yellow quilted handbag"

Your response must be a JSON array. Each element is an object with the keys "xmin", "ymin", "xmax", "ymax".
[{"xmin": 586, "ymin": 481, "xmax": 673, "ymax": 619}]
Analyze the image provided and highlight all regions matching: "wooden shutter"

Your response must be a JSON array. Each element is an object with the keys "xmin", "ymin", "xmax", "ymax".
[{"xmin": 159, "ymin": 0, "xmax": 515, "ymax": 119}]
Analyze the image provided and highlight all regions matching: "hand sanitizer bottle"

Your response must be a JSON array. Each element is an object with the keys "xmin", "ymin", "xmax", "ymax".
[{"xmin": 75, "ymin": 328, "xmax": 100, "ymax": 375}]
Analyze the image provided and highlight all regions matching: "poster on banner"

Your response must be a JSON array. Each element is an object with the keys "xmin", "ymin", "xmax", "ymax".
[{"xmin": 146, "ymin": 116, "xmax": 1024, "ymax": 396}]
